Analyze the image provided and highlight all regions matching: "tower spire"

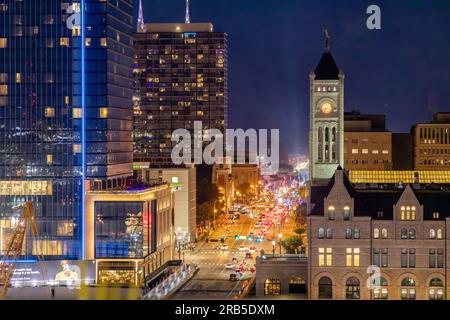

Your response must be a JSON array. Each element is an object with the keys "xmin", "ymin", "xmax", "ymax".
[
  {"xmin": 185, "ymin": 0, "xmax": 191, "ymax": 24},
  {"xmin": 323, "ymin": 27, "xmax": 331, "ymax": 52},
  {"xmin": 137, "ymin": 0, "xmax": 145, "ymax": 33}
]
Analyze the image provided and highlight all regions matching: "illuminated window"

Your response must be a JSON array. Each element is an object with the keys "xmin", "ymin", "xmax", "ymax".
[
  {"xmin": 57, "ymin": 221, "xmax": 74, "ymax": 236},
  {"xmin": 0, "ymin": 85, "xmax": 8, "ymax": 95},
  {"xmin": 85, "ymin": 37, "xmax": 91, "ymax": 46},
  {"xmin": 327, "ymin": 206, "xmax": 335, "ymax": 220},
  {"xmin": 99, "ymin": 108, "xmax": 108, "ymax": 118},
  {"xmin": 362, "ymin": 149, "xmax": 369, "ymax": 154},
  {"xmin": 373, "ymin": 228, "xmax": 380, "ymax": 239},
  {"xmin": 100, "ymin": 38, "xmax": 107, "ymax": 47},
  {"xmin": 346, "ymin": 277, "xmax": 360, "ymax": 299},
  {"xmin": 437, "ymin": 229, "xmax": 443, "ymax": 240},
  {"xmin": 400, "ymin": 277, "xmax": 416, "ymax": 300},
  {"xmin": 352, "ymin": 149, "xmax": 359, "ymax": 154},
  {"xmin": 381, "ymin": 228, "xmax": 388, "ymax": 239},
  {"xmin": 73, "ymin": 108, "xmax": 82, "ymax": 118},
  {"xmin": 32, "ymin": 240, "xmax": 63, "ymax": 255},
  {"xmin": 73, "ymin": 144, "xmax": 82, "ymax": 154},
  {"xmin": 60, "ymin": 37, "xmax": 69, "ymax": 46},
  {"xmin": 318, "ymin": 248, "xmax": 332, "ymax": 267},
  {"xmin": 343, "ymin": 206, "xmax": 350, "ymax": 220},
  {"xmin": 46, "ymin": 154, "xmax": 53, "ymax": 165},
  {"xmin": 382, "ymin": 150, "xmax": 389, "ymax": 154},
  {"xmin": 72, "ymin": 27, "xmax": 81, "ymax": 37},
  {"xmin": 429, "ymin": 278, "xmax": 444, "ymax": 300},
  {"xmin": 30, "ymin": 26, "xmax": 39, "ymax": 36},
  {"xmin": 372, "ymin": 150, "xmax": 379, "ymax": 154},
  {"xmin": 401, "ymin": 206, "xmax": 405, "ymax": 220},
  {"xmin": 0, "ymin": 38, "xmax": 7, "ymax": 48},
  {"xmin": 372, "ymin": 277, "xmax": 388, "ymax": 299},
  {"xmin": 65, "ymin": 96, "xmax": 70, "ymax": 105},
  {"xmin": 346, "ymin": 248, "xmax": 360, "ymax": 267},
  {"xmin": 15, "ymin": 73, "xmax": 21, "ymax": 83},
  {"xmin": 45, "ymin": 107, "xmax": 55, "ymax": 117},
  {"xmin": 264, "ymin": 278, "xmax": 281, "ymax": 295}
]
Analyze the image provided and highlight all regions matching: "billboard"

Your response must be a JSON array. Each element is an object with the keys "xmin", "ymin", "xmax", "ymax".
[{"xmin": 11, "ymin": 260, "xmax": 96, "ymax": 288}]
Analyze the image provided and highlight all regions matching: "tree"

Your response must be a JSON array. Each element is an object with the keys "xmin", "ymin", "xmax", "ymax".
[
  {"xmin": 196, "ymin": 201, "xmax": 214, "ymax": 225},
  {"xmin": 294, "ymin": 227, "xmax": 306, "ymax": 237},
  {"xmin": 197, "ymin": 178, "xmax": 219, "ymax": 204},
  {"xmin": 281, "ymin": 236, "xmax": 303, "ymax": 254}
]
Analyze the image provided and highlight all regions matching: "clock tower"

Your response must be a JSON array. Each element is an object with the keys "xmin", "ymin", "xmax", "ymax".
[{"xmin": 309, "ymin": 30, "xmax": 345, "ymax": 184}]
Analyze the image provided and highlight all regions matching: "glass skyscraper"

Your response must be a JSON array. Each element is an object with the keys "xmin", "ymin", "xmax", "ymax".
[{"xmin": 0, "ymin": 0, "xmax": 134, "ymax": 260}]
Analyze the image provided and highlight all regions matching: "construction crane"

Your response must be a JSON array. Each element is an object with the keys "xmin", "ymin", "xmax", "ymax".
[{"xmin": 0, "ymin": 201, "xmax": 47, "ymax": 297}]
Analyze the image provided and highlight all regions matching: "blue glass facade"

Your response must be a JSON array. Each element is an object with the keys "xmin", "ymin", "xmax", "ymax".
[{"xmin": 0, "ymin": 0, "xmax": 134, "ymax": 260}]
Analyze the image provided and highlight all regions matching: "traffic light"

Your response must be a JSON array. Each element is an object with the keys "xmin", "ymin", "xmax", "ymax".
[{"xmin": 234, "ymin": 235, "xmax": 239, "ymax": 240}]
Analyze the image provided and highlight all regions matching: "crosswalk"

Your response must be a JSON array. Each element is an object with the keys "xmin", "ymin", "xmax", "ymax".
[{"xmin": 197, "ymin": 250, "xmax": 247, "ymax": 255}]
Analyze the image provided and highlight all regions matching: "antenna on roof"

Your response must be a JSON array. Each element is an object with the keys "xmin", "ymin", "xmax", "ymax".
[
  {"xmin": 137, "ymin": 0, "xmax": 145, "ymax": 32},
  {"xmin": 323, "ymin": 27, "xmax": 331, "ymax": 52},
  {"xmin": 185, "ymin": 0, "xmax": 191, "ymax": 24}
]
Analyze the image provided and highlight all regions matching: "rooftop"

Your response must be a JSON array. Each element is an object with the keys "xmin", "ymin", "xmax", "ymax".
[{"xmin": 144, "ymin": 23, "xmax": 214, "ymax": 33}]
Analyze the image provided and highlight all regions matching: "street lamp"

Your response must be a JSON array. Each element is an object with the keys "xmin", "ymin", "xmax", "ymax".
[{"xmin": 278, "ymin": 233, "xmax": 283, "ymax": 255}]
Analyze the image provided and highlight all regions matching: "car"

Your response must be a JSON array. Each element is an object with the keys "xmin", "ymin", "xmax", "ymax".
[
  {"xmin": 249, "ymin": 267, "xmax": 256, "ymax": 273},
  {"xmin": 232, "ymin": 257, "xmax": 238, "ymax": 263},
  {"xmin": 220, "ymin": 244, "xmax": 229, "ymax": 250},
  {"xmin": 249, "ymin": 232, "xmax": 254, "ymax": 237},
  {"xmin": 229, "ymin": 274, "xmax": 238, "ymax": 281},
  {"xmin": 225, "ymin": 263, "xmax": 233, "ymax": 269},
  {"xmin": 249, "ymin": 246, "xmax": 256, "ymax": 253},
  {"xmin": 245, "ymin": 252, "xmax": 252, "ymax": 259},
  {"xmin": 239, "ymin": 245, "xmax": 246, "ymax": 251}
]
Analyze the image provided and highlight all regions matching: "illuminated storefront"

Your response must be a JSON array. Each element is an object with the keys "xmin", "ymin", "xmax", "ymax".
[{"xmin": 84, "ymin": 184, "xmax": 173, "ymax": 287}]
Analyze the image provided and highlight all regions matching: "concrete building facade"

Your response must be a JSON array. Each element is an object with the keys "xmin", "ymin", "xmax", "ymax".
[{"xmin": 308, "ymin": 168, "xmax": 450, "ymax": 300}]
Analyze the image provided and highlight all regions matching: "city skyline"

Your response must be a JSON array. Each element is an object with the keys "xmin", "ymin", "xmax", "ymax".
[{"xmin": 138, "ymin": 0, "xmax": 450, "ymax": 155}]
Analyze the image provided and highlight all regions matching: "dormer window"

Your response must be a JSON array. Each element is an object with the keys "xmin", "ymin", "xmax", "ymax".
[
  {"xmin": 433, "ymin": 212, "xmax": 440, "ymax": 219},
  {"xmin": 400, "ymin": 206, "xmax": 416, "ymax": 221},
  {"xmin": 381, "ymin": 228, "xmax": 388, "ymax": 239},
  {"xmin": 343, "ymin": 206, "xmax": 350, "ymax": 221},
  {"xmin": 328, "ymin": 206, "xmax": 335, "ymax": 221}
]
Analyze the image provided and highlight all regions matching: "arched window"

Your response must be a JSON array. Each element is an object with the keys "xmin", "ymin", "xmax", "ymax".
[
  {"xmin": 345, "ymin": 277, "xmax": 360, "ymax": 299},
  {"xmin": 406, "ymin": 206, "xmax": 411, "ymax": 220},
  {"xmin": 437, "ymin": 229, "xmax": 443, "ymax": 240},
  {"xmin": 381, "ymin": 228, "xmax": 388, "ymax": 239},
  {"xmin": 429, "ymin": 229, "xmax": 436, "ymax": 240},
  {"xmin": 289, "ymin": 277, "xmax": 306, "ymax": 294},
  {"xmin": 401, "ymin": 228, "xmax": 408, "ymax": 239},
  {"xmin": 326, "ymin": 228, "xmax": 333, "ymax": 239},
  {"xmin": 354, "ymin": 228, "xmax": 360, "ymax": 239},
  {"xmin": 411, "ymin": 206, "xmax": 416, "ymax": 221},
  {"xmin": 343, "ymin": 206, "xmax": 350, "ymax": 221},
  {"xmin": 409, "ymin": 228, "xmax": 416, "ymax": 239},
  {"xmin": 345, "ymin": 228, "xmax": 352, "ymax": 239},
  {"xmin": 372, "ymin": 277, "xmax": 388, "ymax": 299},
  {"xmin": 327, "ymin": 206, "xmax": 335, "ymax": 220},
  {"xmin": 429, "ymin": 278, "xmax": 444, "ymax": 300},
  {"xmin": 401, "ymin": 206, "xmax": 405, "ymax": 220},
  {"xmin": 264, "ymin": 278, "xmax": 281, "ymax": 295},
  {"xmin": 401, "ymin": 277, "xmax": 416, "ymax": 300},
  {"xmin": 373, "ymin": 228, "xmax": 380, "ymax": 239},
  {"xmin": 318, "ymin": 277, "xmax": 332, "ymax": 299},
  {"xmin": 318, "ymin": 228, "xmax": 325, "ymax": 239}
]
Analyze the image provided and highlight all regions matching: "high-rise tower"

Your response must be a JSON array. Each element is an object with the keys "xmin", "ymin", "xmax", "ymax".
[
  {"xmin": 309, "ymin": 29, "xmax": 345, "ymax": 184},
  {"xmin": 185, "ymin": 0, "xmax": 191, "ymax": 24}
]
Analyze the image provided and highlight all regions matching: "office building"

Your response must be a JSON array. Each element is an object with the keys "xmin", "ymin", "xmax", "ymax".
[
  {"xmin": 412, "ymin": 112, "xmax": 450, "ymax": 170},
  {"xmin": 344, "ymin": 111, "xmax": 392, "ymax": 170}
]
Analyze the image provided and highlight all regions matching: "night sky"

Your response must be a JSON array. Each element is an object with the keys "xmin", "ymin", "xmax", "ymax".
[{"xmin": 137, "ymin": 0, "xmax": 450, "ymax": 156}]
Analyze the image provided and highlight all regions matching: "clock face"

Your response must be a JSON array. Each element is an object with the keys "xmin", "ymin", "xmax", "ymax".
[{"xmin": 320, "ymin": 102, "xmax": 333, "ymax": 114}]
